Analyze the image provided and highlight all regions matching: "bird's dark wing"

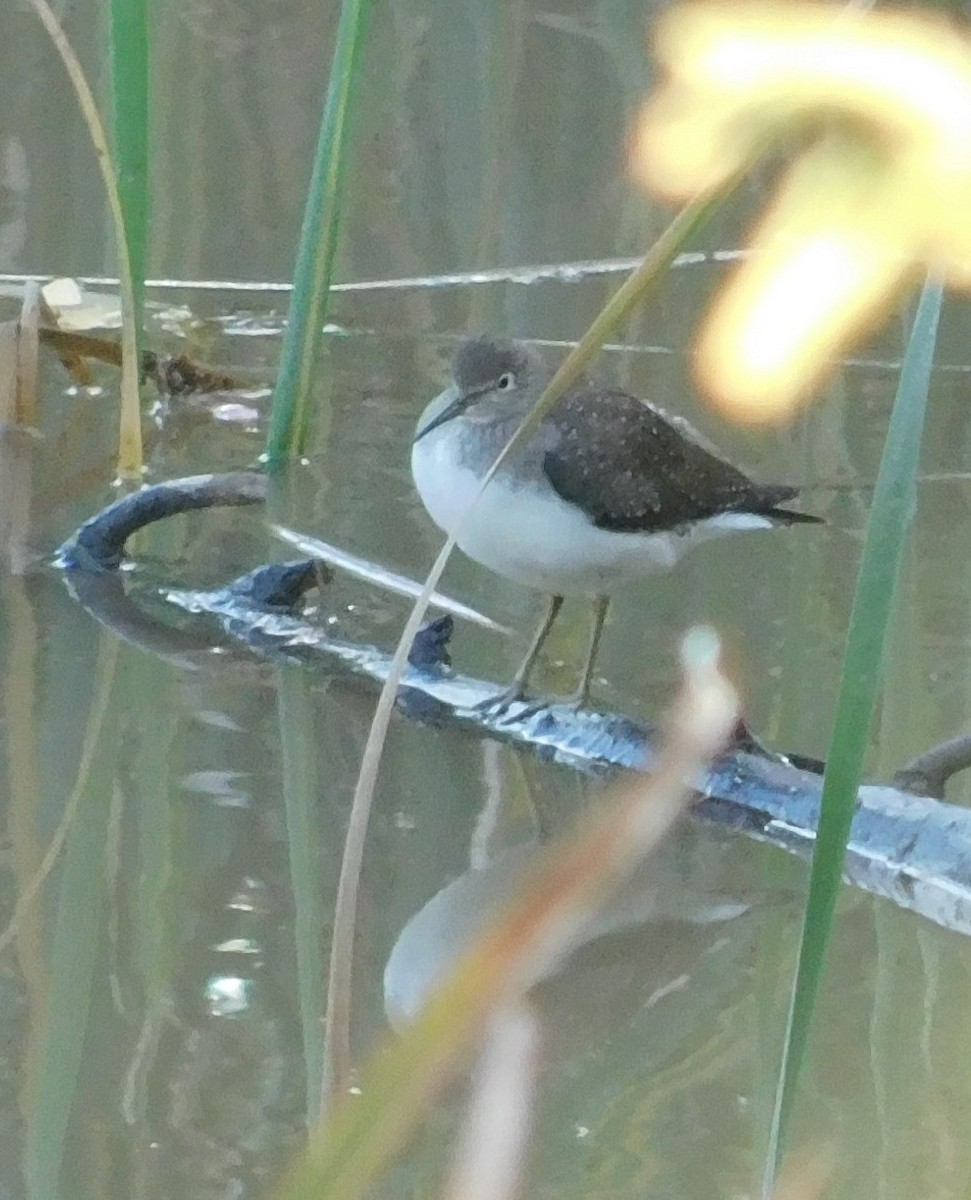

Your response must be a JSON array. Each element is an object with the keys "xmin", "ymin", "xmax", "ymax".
[{"xmin": 542, "ymin": 387, "xmax": 817, "ymax": 533}]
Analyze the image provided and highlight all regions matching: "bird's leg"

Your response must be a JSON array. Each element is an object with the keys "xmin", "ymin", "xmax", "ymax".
[
  {"xmin": 479, "ymin": 594, "xmax": 564, "ymax": 713},
  {"xmin": 565, "ymin": 594, "xmax": 610, "ymax": 710}
]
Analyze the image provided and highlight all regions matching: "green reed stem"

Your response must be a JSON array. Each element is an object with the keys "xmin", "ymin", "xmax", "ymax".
[
  {"xmin": 109, "ymin": 0, "xmax": 150, "ymax": 338},
  {"xmin": 27, "ymin": 0, "xmax": 143, "ymax": 477},
  {"xmin": 24, "ymin": 635, "xmax": 121, "ymax": 1200},
  {"xmin": 762, "ymin": 277, "xmax": 944, "ymax": 1195},
  {"xmin": 265, "ymin": 0, "xmax": 372, "ymax": 469}
]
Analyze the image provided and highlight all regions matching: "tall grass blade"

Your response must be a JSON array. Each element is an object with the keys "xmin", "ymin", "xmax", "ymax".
[
  {"xmin": 762, "ymin": 277, "xmax": 944, "ymax": 1193},
  {"xmin": 264, "ymin": 0, "xmax": 372, "ymax": 467},
  {"xmin": 24, "ymin": 637, "xmax": 122, "ymax": 1200},
  {"xmin": 441, "ymin": 1003, "xmax": 539, "ymax": 1200},
  {"xmin": 125, "ymin": 659, "xmax": 176, "ymax": 1127},
  {"xmin": 26, "ymin": 0, "xmax": 143, "ymax": 477},
  {"xmin": 109, "ymin": 0, "xmax": 150, "ymax": 337}
]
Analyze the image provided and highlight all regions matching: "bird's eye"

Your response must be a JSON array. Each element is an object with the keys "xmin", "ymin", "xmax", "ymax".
[{"xmin": 497, "ymin": 372, "xmax": 515, "ymax": 391}]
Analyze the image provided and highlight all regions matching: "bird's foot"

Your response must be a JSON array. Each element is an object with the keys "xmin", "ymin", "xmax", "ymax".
[
  {"xmin": 473, "ymin": 684, "xmax": 541, "ymax": 723},
  {"xmin": 726, "ymin": 718, "xmax": 826, "ymax": 773},
  {"xmin": 474, "ymin": 686, "xmax": 523, "ymax": 718},
  {"xmin": 473, "ymin": 685, "xmax": 595, "ymax": 726},
  {"xmin": 728, "ymin": 717, "xmax": 769, "ymax": 756},
  {"xmin": 558, "ymin": 685, "xmax": 594, "ymax": 714}
]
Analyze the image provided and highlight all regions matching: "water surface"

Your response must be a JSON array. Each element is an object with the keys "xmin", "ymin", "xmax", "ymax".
[{"xmin": 3, "ymin": 3, "xmax": 971, "ymax": 1199}]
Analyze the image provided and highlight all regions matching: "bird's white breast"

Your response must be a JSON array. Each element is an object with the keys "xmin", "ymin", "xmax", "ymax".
[{"xmin": 411, "ymin": 428, "xmax": 772, "ymax": 597}]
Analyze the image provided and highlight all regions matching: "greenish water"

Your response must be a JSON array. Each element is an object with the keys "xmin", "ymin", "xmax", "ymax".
[{"xmin": 4, "ymin": 3, "xmax": 971, "ymax": 1199}]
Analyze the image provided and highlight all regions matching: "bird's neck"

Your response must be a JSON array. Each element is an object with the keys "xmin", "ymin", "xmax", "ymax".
[{"xmin": 454, "ymin": 405, "xmax": 546, "ymax": 478}]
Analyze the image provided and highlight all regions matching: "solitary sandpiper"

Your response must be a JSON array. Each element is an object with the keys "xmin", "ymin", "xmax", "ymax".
[{"xmin": 411, "ymin": 335, "xmax": 819, "ymax": 710}]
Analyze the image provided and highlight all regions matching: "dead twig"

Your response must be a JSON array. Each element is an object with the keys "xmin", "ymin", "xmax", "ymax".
[
  {"xmin": 893, "ymin": 731, "xmax": 971, "ymax": 799},
  {"xmin": 35, "ymin": 327, "xmax": 246, "ymax": 394}
]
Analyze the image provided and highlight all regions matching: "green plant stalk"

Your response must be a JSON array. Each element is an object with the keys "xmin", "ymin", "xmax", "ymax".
[
  {"xmin": 762, "ymin": 277, "xmax": 944, "ymax": 1194},
  {"xmin": 129, "ymin": 657, "xmax": 176, "ymax": 1126},
  {"xmin": 321, "ymin": 181, "xmax": 733, "ymax": 1107},
  {"xmin": 264, "ymin": 0, "xmax": 372, "ymax": 468},
  {"xmin": 24, "ymin": 636, "xmax": 122, "ymax": 1200},
  {"xmin": 110, "ymin": 0, "xmax": 150, "ymax": 338},
  {"xmin": 27, "ymin": 0, "xmax": 143, "ymax": 477}
]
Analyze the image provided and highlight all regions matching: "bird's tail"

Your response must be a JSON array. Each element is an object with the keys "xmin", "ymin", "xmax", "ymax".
[
  {"xmin": 748, "ymin": 484, "xmax": 823, "ymax": 525},
  {"xmin": 767, "ymin": 505, "xmax": 824, "ymax": 525}
]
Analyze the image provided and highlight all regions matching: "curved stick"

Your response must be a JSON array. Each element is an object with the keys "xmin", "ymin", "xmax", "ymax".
[
  {"xmin": 893, "ymin": 732, "xmax": 971, "ymax": 799},
  {"xmin": 56, "ymin": 471, "xmax": 267, "ymax": 572}
]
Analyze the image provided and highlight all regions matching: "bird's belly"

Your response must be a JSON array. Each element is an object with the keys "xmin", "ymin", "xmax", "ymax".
[{"xmin": 411, "ymin": 436, "xmax": 772, "ymax": 595}]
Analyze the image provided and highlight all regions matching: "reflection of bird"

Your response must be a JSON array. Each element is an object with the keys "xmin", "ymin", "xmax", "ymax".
[
  {"xmin": 383, "ymin": 840, "xmax": 755, "ymax": 1029},
  {"xmin": 412, "ymin": 335, "xmax": 819, "ymax": 710}
]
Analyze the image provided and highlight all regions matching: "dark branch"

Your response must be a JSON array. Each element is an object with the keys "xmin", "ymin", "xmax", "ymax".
[
  {"xmin": 53, "ymin": 473, "xmax": 971, "ymax": 939},
  {"xmin": 893, "ymin": 733, "xmax": 971, "ymax": 800},
  {"xmin": 55, "ymin": 471, "xmax": 267, "ymax": 572}
]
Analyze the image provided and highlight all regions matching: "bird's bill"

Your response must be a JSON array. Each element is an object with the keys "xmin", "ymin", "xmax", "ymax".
[{"xmin": 414, "ymin": 384, "xmax": 476, "ymax": 442}]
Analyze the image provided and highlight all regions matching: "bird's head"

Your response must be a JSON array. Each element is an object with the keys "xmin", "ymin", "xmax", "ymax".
[{"xmin": 414, "ymin": 336, "xmax": 547, "ymax": 442}]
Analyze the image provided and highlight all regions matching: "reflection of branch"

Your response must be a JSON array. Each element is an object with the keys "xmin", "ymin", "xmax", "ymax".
[
  {"xmin": 893, "ymin": 733, "xmax": 971, "ymax": 799},
  {"xmin": 63, "ymin": 566, "xmax": 230, "ymax": 667}
]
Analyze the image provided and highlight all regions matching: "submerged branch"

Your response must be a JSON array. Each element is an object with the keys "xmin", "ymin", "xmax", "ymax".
[{"xmin": 52, "ymin": 474, "xmax": 971, "ymax": 940}]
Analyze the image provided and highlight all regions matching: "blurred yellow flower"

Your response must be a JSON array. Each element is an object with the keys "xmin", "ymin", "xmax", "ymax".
[{"xmin": 633, "ymin": 3, "xmax": 971, "ymax": 419}]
